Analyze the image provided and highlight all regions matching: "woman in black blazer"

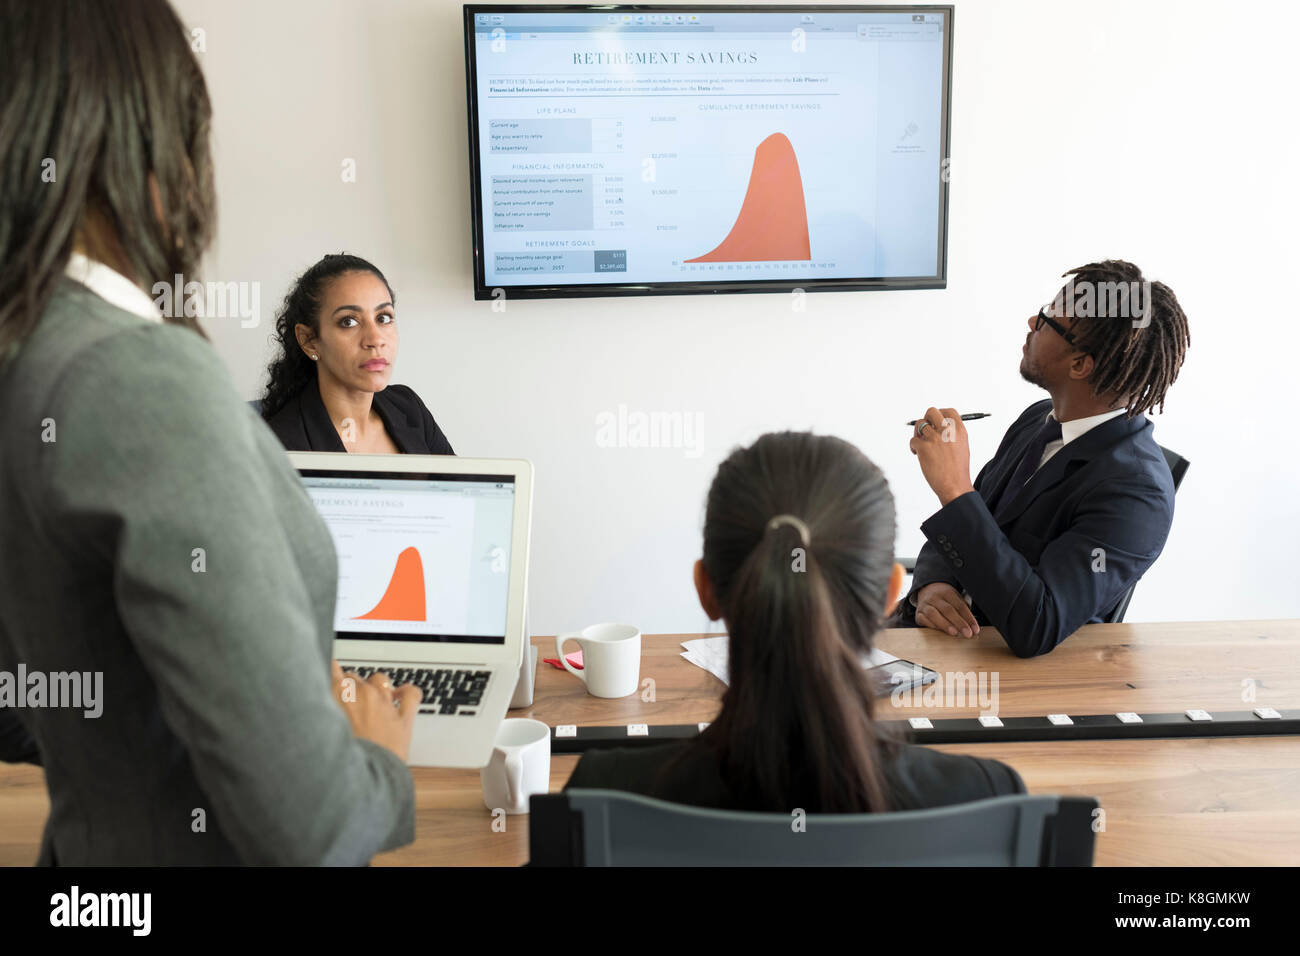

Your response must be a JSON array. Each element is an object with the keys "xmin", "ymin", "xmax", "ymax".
[
  {"xmin": 260, "ymin": 254, "xmax": 454, "ymax": 455},
  {"xmin": 566, "ymin": 432, "xmax": 1025, "ymax": 813}
]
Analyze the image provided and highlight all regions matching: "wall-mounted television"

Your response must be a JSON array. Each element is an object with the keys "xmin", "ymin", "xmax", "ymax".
[{"xmin": 464, "ymin": 5, "xmax": 953, "ymax": 299}]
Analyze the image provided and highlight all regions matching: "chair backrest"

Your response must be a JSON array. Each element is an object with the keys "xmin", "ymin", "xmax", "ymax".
[
  {"xmin": 530, "ymin": 789, "xmax": 1098, "ymax": 866},
  {"xmin": 1160, "ymin": 444, "xmax": 1190, "ymax": 490},
  {"xmin": 1104, "ymin": 444, "xmax": 1189, "ymax": 624}
]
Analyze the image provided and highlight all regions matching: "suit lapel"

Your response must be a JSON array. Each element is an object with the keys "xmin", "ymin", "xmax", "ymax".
[
  {"xmin": 302, "ymin": 381, "xmax": 424, "ymax": 453},
  {"xmin": 372, "ymin": 389, "xmax": 424, "ymax": 454},
  {"xmin": 981, "ymin": 420, "xmax": 1043, "ymax": 515},
  {"xmin": 993, "ymin": 412, "xmax": 1146, "ymax": 526},
  {"xmin": 300, "ymin": 378, "xmax": 347, "ymax": 452}
]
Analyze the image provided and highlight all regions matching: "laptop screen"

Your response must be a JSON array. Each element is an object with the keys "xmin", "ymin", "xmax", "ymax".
[{"xmin": 297, "ymin": 469, "xmax": 516, "ymax": 645}]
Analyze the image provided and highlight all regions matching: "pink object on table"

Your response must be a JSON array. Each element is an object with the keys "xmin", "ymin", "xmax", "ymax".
[{"xmin": 542, "ymin": 651, "xmax": 584, "ymax": 670}]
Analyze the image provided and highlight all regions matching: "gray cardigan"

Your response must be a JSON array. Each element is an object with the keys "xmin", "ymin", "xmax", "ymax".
[{"xmin": 0, "ymin": 279, "xmax": 415, "ymax": 864}]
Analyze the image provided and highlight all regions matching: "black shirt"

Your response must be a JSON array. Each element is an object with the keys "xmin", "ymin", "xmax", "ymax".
[
  {"xmin": 265, "ymin": 378, "xmax": 454, "ymax": 455},
  {"xmin": 566, "ymin": 738, "xmax": 1025, "ymax": 812}
]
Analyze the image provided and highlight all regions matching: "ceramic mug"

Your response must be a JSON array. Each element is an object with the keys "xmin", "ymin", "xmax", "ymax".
[
  {"xmin": 556, "ymin": 623, "xmax": 642, "ymax": 698},
  {"xmin": 480, "ymin": 717, "xmax": 551, "ymax": 814}
]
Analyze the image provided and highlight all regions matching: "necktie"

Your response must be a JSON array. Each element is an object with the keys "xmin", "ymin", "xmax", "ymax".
[{"xmin": 993, "ymin": 416, "xmax": 1063, "ymax": 514}]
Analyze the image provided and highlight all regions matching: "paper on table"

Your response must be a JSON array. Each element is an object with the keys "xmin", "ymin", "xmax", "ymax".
[{"xmin": 680, "ymin": 636, "xmax": 898, "ymax": 687}]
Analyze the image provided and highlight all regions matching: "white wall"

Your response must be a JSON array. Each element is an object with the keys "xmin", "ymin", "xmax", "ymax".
[{"xmin": 175, "ymin": 0, "xmax": 1300, "ymax": 635}]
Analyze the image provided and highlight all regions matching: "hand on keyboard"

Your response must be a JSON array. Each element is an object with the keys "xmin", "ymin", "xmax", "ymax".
[
  {"xmin": 331, "ymin": 660, "xmax": 421, "ymax": 761},
  {"xmin": 341, "ymin": 664, "xmax": 491, "ymax": 717}
]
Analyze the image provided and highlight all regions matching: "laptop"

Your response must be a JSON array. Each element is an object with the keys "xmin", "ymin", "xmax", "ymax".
[{"xmin": 289, "ymin": 452, "xmax": 533, "ymax": 768}]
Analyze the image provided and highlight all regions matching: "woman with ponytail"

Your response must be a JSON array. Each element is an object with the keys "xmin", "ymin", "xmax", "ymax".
[
  {"xmin": 566, "ymin": 431, "xmax": 1024, "ymax": 813},
  {"xmin": 261, "ymin": 253, "xmax": 453, "ymax": 455}
]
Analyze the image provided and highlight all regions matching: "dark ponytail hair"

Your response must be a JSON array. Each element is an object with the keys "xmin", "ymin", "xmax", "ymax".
[
  {"xmin": 259, "ymin": 253, "xmax": 394, "ymax": 420},
  {"xmin": 699, "ymin": 431, "xmax": 899, "ymax": 813}
]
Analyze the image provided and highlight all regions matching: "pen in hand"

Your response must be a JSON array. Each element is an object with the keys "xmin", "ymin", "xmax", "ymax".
[{"xmin": 905, "ymin": 412, "xmax": 992, "ymax": 426}]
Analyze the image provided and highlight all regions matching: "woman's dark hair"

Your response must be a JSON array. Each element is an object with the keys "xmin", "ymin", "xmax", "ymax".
[
  {"xmin": 0, "ymin": 0, "xmax": 216, "ymax": 354},
  {"xmin": 696, "ymin": 431, "xmax": 900, "ymax": 813},
  {"xmin": 259, "ymin": 254, "xmax": 395, "ymax": 420}
]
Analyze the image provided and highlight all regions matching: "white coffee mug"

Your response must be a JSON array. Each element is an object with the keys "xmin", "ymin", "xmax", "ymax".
[
  {"xmin": 480, "ymin": 718, "xmax": 551, "ymax": 815},
  {"xmin": 556, "ymin": 623, "xmax": 642, "ymax": 698}
]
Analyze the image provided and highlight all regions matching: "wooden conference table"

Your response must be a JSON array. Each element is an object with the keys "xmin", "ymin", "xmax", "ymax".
[{"xmin": 1, "ymin": 620, "xmax": 1297, "ymax": 866}]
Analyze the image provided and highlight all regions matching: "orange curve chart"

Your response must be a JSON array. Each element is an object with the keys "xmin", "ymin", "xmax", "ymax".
[
  {"xmin": 355, "ymin": 546, "xmax": 427, "ymax": 621},
  {"xmin": 686, "ymin": 132, "xmax": 811, "ymax": 263}
]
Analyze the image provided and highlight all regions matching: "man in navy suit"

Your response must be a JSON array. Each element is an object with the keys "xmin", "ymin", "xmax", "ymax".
[{"xmin": 896, "ymin": 260, "xmax": 1191, "ymax": 657}]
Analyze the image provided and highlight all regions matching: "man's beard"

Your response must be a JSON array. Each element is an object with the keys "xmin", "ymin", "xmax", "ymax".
[{"xmin": 1020, "ymin": 355, "xmax": 1046, "ymax": 389}]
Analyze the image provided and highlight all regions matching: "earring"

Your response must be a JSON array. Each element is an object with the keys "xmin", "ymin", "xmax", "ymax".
[{"xmin": 310, "ymin": 354, "xmax": 319, "ymax": 361}]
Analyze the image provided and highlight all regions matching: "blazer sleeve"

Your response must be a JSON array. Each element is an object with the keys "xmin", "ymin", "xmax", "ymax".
[
  {"xmin": 564, "ymin": 742, "xmax": 693, "ymax": 798},
  {"xmin": 888, "ymin": 743, "xmax": 1026, "ymax": 809},
  {"xmin": 896, "ymin": 454, "xmax": 999, "ymax": 624},
  {"xmin": 972, "ymin": 754, "xmax": 1026, "ymax": 796},
  {"xmin": 0, "ymin": 708, "xmax": 42, "ymax": 766},
  {"xmin": 918, "ymin": 476, "xmax": 1173, "ymax": 657},
  {"xmin": 565, "ymin": 750, "xmax": 618, "ymax": 790},
  {"xmin": 42, "ymin": 324, "xmax": 415, "ymax": 864}
]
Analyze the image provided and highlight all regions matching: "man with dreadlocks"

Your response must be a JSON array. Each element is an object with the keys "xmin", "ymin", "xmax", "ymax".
[{"xmin": 896, "ymin": 260, "xmax": 1191, "ymax": 657}]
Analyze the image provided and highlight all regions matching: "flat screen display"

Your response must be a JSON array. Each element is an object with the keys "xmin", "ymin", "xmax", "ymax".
[
  {"xmin": 298, "ymin": 471, "xmax": 516, "ymax": 644},
  {"xmin": 464, "ymin": 5, "xmax": 953, "ymax": 299}
]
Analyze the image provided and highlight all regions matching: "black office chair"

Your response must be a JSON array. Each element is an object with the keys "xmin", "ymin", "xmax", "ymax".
[
  {"xmin": 1104, "ymin": 444, "xmax": 1189, "ymax": 623},
  {"xmin": 530, "ymin": 789, "xmax": 1099, "ymax": 866},
  {"xmin": 897, "ymin": 445, "xmax": 1189, "ymax": 624}
]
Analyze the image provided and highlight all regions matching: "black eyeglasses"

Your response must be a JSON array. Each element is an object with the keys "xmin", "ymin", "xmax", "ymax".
[{"xmin": 1036, "ymin": 307, "xmax": 1078, "ymax": 346}]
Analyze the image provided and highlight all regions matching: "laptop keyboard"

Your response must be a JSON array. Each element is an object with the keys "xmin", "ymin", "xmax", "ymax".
[{"xmin": 342, "ymin": 665, "xmax": 490, "ymax": 716}]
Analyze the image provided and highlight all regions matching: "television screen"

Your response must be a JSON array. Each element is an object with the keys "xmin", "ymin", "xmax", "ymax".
[{"xmin": 464, "ymin": 5, "xmax": 953, "ymax": 299}]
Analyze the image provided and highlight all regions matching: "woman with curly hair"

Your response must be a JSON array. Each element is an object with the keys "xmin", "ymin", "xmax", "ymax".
[{"xmin": 260, "ymin": 253, "xmax": 454, "ymax": 455}]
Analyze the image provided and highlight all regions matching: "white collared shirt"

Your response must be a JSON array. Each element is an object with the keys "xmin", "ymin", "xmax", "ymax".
[
  {"xmin": 64, "ymin": 251, "xmax": 161, "ymax": 323},
  {"xmin": 1037, "ymin": 407, "xmax": 1129, "ymax": 471}
]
